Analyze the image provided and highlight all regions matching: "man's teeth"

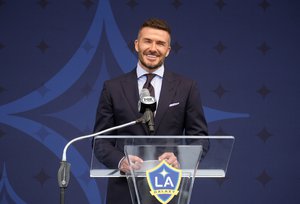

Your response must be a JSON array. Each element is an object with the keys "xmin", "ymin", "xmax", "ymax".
[{"xmin": 147, "ymin": 55, "xmax": 157, "ymax": 58}]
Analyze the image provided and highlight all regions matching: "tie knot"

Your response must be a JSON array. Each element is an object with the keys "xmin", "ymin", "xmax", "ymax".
[
  {"xmin": 143, "ymin": 73, "xmax": 156, "ymax": 97},
  {"xmin": 145, "ymin": 73, "xmax": 156, "ymax": 82}
]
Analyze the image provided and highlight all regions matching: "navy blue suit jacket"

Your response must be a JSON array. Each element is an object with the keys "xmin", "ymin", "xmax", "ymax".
[{"xmin": 93, "ymin": 68, "xmax": 208, "ymax": 204}]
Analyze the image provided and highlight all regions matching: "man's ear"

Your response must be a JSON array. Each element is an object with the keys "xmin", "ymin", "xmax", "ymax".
[
  {"xmin": 166, "ymin": 47, "xmax": 171, "ymax": 57},
  {"xmin": 134, "ymin": 40, "xmax": 139, "ymax": 52}
]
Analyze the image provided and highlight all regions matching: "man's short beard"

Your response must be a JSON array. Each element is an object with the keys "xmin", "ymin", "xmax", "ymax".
[
  {"xmin": 140, "ymin": 59, "xmax": 163, "ymax": 70},
  {"xmin": 138, "ymin": 51, "xmax": 164, "ymax": 70}
]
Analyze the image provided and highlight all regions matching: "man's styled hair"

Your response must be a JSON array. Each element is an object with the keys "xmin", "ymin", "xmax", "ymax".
[{"xmin": 139, "ymin": 18, "xmax": 171, "ymax": 35}]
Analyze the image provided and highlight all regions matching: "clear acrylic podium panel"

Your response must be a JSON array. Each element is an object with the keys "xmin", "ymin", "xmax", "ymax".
[
  {"xmin": 90, "ymin": 136, "xmax": 234, "ymax": 178},
  {"xmin": 91, "ymin": 136, "xmax": 234, "ymax": 204}
]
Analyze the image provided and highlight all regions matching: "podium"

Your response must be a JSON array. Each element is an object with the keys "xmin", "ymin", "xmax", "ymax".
[{"xmin": 91, "ymin": 136, "xmax": 234, "ymax": 204}]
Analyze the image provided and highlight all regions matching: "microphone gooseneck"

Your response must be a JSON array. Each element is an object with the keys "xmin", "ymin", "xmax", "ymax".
[
  {"xmin": 58, "ymin": 88, "xmax": 157, "ymax": 204},
  {"xmin": 58, "ymin": 119, "xmax": 142, "ymax": 204}
]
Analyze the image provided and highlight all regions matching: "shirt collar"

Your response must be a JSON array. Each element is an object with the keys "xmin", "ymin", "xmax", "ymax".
[{"xmin": 136, "ymin": 63, "xmax": 164, "ymax": 78}]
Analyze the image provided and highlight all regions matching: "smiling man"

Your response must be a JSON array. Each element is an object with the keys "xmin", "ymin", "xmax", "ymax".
[
  {"xmin": 135, "ymin": 23, "xmax": 171, "ymax": 71},
  {"xmin": 93, "ymin": 18, "xmax": 209, "ymax": 204}
]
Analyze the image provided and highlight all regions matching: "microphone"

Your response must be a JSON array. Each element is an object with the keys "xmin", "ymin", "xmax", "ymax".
[
  {"xmin": 138, "ymin": 88, "xmax": 156, "ymax": 133},
  {"xmin": 138, "ymin": 88, "xmax": 156, "ymax": 113},
  {"xmin": 58, "ymin": 120, "xmax": 141, "ymax": 204}
]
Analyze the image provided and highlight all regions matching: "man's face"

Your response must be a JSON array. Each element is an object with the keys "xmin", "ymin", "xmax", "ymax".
[{"xmin": 135, "ymin": 27, "xmax": 171, "ymax": 72}]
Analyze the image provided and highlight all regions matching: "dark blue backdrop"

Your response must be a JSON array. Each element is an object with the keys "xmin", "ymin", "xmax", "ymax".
[{"xmin": 1, "ymin": 0, "xmax": 300, "ymax": 203}]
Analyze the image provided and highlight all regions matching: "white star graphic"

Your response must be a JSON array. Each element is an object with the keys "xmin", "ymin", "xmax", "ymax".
[{"xmin": 160, "ymin": 168, "xmax": 169, "ymax": 178}]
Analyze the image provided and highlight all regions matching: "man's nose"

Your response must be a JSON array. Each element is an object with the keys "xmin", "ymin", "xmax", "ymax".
[{"xmin": 149, "ymin": 42, "xmax": 157, "ymax": 51}]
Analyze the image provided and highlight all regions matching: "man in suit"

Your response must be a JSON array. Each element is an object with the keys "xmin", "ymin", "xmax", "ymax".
[{"xmin": 93, "ymin": 18, "xmax": 209, "ymax": 204}]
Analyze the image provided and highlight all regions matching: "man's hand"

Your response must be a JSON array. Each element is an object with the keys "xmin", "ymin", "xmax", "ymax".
[
  {"xmin": 158, "ymin": 152, "xmax": 180, "ymax": 169},
  {"xmin": 119, "ymin": 155, "xmax": 144, "ymax": 173}
]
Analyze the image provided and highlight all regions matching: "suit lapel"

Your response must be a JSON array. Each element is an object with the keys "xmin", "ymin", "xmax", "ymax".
[
  {"xmin": 120, "ymin": 69, "xmax": 141, "ymax": 119},
  {"xmin": 154, "ymin": 70, "xmax": 177, "ymax": 132},
  {"xmin": 121, "ymin": 69, "xmax": 150, "ymax": 134},
  {"xmin": 120, "ymin": 69, "xmax": 178, "ymax": 134}
]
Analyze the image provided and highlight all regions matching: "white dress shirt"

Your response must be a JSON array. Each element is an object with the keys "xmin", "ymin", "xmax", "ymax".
[{"xmin": 136, "ymin": 63, "xmax": 164, "ymax": 104}]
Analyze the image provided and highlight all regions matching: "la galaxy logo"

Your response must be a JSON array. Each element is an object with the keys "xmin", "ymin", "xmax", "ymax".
[{"xmin": 146, "ymin": 160, "xmax": 182, "ymax": 204}]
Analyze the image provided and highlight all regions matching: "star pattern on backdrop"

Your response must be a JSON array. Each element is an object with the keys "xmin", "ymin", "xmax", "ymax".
[
  {"xmin": 257, "ymin": 85, "xmax": 271, "ymax": 99},
  {"xmin": 172, "ymin": 41, "xmax": 182, "ymax": 54},
  {"xmin": 216, "ymin": 0, "xmax": 227, "ymax": 11},
  {"xmin": 257, "ymin": 42, "xmax": 271, "ymax": 55},
  {"xmin": 81, "ymin": 83, "xmax": 93, "ymax": 97},
  {"xmin": 0, "ymin": 85, "xmax": 5, "ymax": 94},
  {"xmin": 127, "ymin": 40, "xmax": 135, "ymax": 52},
  {"xmin": 0, "ymin": 0, "xmax": 5, "ymax": 7},
  {"xmin": 172, "ymin": 0, "xmax": 182, "ymax": 9},
  {"xmin": 36, "ymin": 40, "xmax": 49, "ymax": 53},
  {"xmin": 37, "ymin": 0, "xmax": 48, "ymax": 9},
  {"xmin": 127, "ymin": 0, "xmax": 138, "ymax": 9},
  {"xmin": 82, "ymin": 0, "xmax": 95, "ymax": 9},
  {"xmin": 0, "ymin": 129, "xmax": 5, "ymax": 139},
  {"xmin": 257, "ymin": 127, "xmax": 272, "ymax": 143},
  {"xmin": 214, "ymin": 41, "xmax": 227, "ymax": 54},
  {"xmin": 214, "ymin": 126, "xmax": 229, "ymax": 136},
  {"xmin": 0, "ymin": 42, "xmax": 5, "ymax": 49},
  {"xmin": 256, "ymin": 169, "xmax": 272, "ymax": 187},
  {"xmin": 82, "ymin": 41, "xmax": 94, "ymax": 53},
  {"xmin": 259, "ymin": 0, "xmax": 271, "ymax": 12},
  {"xmin": 35, "ymin": 126, "xmax": 51, "ymax": 141},
  {"xmin": 213, "ymin": 84, "xmax": 228, "ymax": 98},
  {"xmin": 214, "ymin": 177, "xmax": 229, "ymax": 187},
  {"xmin": 34, "ymin": 168, "xmax": 51, "ymax": 187},
  {"xmin": 37, "ymin": 85, "xmax": 51, "ymax": 97}
]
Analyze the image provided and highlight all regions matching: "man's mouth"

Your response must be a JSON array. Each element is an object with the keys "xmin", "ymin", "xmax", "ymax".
[{"xmin": 146, "ymin": 54, "xmax": 158, "ymax": 60}]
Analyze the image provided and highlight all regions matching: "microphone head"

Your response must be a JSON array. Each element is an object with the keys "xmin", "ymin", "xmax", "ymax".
[
  {"xmin": 138, "ymin": 88, "xmax": 156, "ymax": 113},
  {"xmin": 140, "ymin": 88, "xmax": 155, "ymax": 104},
  {"xmin": 140, "ymin": 88, "xmax": 151, "ymax": 98}
]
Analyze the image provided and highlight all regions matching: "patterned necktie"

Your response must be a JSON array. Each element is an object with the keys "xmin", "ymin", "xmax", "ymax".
[{"xmin": 143, "ymin": 73, "xmax": 156, "ymax": 97}]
